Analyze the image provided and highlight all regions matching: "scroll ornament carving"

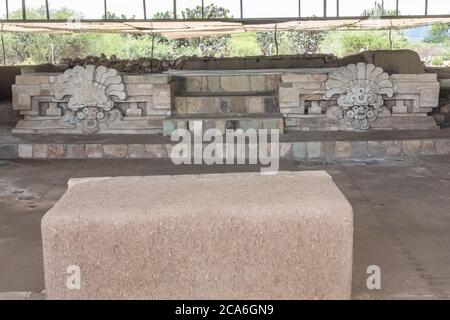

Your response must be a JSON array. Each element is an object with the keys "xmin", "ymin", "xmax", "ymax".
[
  {"xmin": 324, "ymin": 63, "xmax": 395, "ymax": 131},
  {"xmin": 55, "ymin": 65, "xmax": 126, "ymax": 134}
]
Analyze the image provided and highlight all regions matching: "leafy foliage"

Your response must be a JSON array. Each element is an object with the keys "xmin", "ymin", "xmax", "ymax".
[
  {"xmin": 286, "ymin": 30, "xmax": 327, "ymax": 54},
  {"xmin": 424, "ymin": 23, "xmax": 450, "ymax": 44},
  {"xmin": 255, "ymin": 32, "xmax": 281, "ymax": 56}
]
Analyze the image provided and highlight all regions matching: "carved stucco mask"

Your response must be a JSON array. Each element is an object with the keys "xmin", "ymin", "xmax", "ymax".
[
  {"xmin": 55, "ymin": 65, "xmax": 126, "ymax": 134},
  {"xmin": 325, "ymin": 63, "xmax": 395, "ymax": 131}
]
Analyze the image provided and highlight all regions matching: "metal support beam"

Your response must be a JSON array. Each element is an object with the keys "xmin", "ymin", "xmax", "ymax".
[
  {"xmin": 396, "ymin": 0, "xmax": 399, "ymax": 16},
  {"xmin": 425, "ymin": 0, "xmax": 428, "ymax": 16},
  {"xmin": 240, "ymin": 0, "xmax": 243, "ymax": 19},
  {"xmin": 22, "ymin": 0, "xmax": 26, "ymax": 20},
  {"xmin": 201, "ymin": 0, "xmax": 204, "ymax": 19},
  {"xmin": 299, "ymin": 0, "xmax": 301, "ymax": 18},
  {"xmin": 173, "ymin": 0, "xmax": 177, "ymax": 19},
  {"xmin": 337, "ymin": 0, "xmax": 339, "ymax": 17},
  {"xmin": 45, "ymin": 0, "xmax": 49, "ymax": 20},
  {"xmin": 324, "ymin": 0, "xmax": 327, "ymax": 17},
  {"xmin": 104, "ymin": 0, "xmax": 107, "ymax": 19},
  {"xmin": 5, "ymin": 0, "xmax": 9, "ymax": 20},
  {"xmin": 143, "ymin": 0, "xmax": 147, "ymax": 19}
]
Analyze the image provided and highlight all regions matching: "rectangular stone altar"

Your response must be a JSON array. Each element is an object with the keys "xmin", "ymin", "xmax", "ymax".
[{"xmin": 42, "ymin": 172, "xmax": 353, "ymax": 300}]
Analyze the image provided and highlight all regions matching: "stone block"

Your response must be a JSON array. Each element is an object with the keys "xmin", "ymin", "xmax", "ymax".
[
  {"xmin": 163, "ymin": 119, "xmax": 176, "ymax": 137},
  {"xmin": 320, "ymin": 141, "xmax": 336, "ymax": 160},
  {"xmin": 33, "ymin": 144, "xmax": 48, "ymax": 159},
  {"xmin": 42, "ymin": 172, "xmax": 353, "ymax": 299},
  {"xmin": 281, "ymin": 74, "xmax": 327, "ymax": 83},
  {"xmin": 266, "ymin": 75, "xmax": 280, "ymax": 91},
  {"xmin": 127, "ymin": 144, "xmax": 147, "ymax": 158},
  {"xmin": 247, "ymin": 97, "xmax": 265, "ymax": 113},
  {"xmin": 103, "ymin": 145, "xmax": 128, "ymax": 158},
  {"xmin": 292, "ymin": 142, "xmax": 307, "ymax": 160},
  {"xmin": 207, "ymin": 76, "xmax": 221, "ymax": 93},
  {"xmin": 351, "ymin": 142, "xmax": 369, "ymax": 159},
  {"xmin": 47, "ymin": 144, "xmax": 65, "ymax": 159},
  {"xmin": 229, "ymin": 97, "xmax": 248, "ymax": 113},
  {"xmin": 239, "ymin": 119, "xmax": 262, "ymax": 131},
  {"xmin": 403, "ymin": 140, "xmax": 421, "ymax": 156},
  {"xmin": 279, "ymin": 87, "xmax": 299, "ymax": 103},
  {"xmin": 307, "ymin": 142, "xmax": 321, "ymax": 159},
  {"xmin": 0, "ymin": 145, "xmax": 18, "ymax": 158},
  {"xmin": 184, "ymin": 77, "xmax": 202, "ymax": 92},
  {"xmin": 382, "ymin": 141, "xmax": 403, "ymax": 157},
  {"xmin": 85, "ymin": 144, "xmax": 103, "ymax": 159},
  {"xmin": 279, "ymin": 143, "xmax": 293, "ymax": 159},
  {"xmin": 392, "ymin": 100, "xmax": 408, "ymax": 114},
  {"xmin": 144, "ymin": 144, "xmax": 168, "ymax": 158},
  {"xmin": 334, "ymin": 141, "xmax": 352, "ymax": 158},
  {"xmin": 221, "ymin": 76, "xmax": 250, "ymax": 92},
  {"xmin": 420, "ymin": 140, "xmax": 436, "ymax": 156},
  {"xmin": 367, "ymin": 141, "xmax": 387, "ymax": 158},
  {"xmin": 64, "ymin": 145, "xmax": 86, "ymax": 159},
  {"xmin": 18, "ymin": 144, "xmax": 33, "ymax": 159},
  {"xmin": 152, "ymin": 84, "xmax": 172, "ymax": 105},
  {"xmin": 250, "ymin": 75, "xmax": 267, "ymax": 91},
  {"xmin": 435, "ymin": 140, "xmax": 450, "ymax": 155}
]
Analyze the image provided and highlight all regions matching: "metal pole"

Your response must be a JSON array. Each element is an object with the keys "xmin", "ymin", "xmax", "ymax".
[
  {"xmin": 298, "ymin": 0, "xmax": 301, "ymax": 18},
  {"xmin": 323, "ymin": 0, "xmax": 327, "ymax": 17},
  {"xmin": 22, "ymin": 0, "xmax": 26, "ymax": 20},
  {"xmin": 104, "ymin": 0, "xmax": 107, "ymax": 18},
  {"xmin": 336, "ymin": 0, "xmax": 339, "ymax": 17},
  {"xmin": 173, "ymin": 0, "xmax": 177, "ymax": 19},
  {"xmin": 5, "ymin": 0, "xmax": 9, "ymax": 20},
  {"xmin": 396, "ymin": 0, "xmax": 399, "ymax": 16},
  {"xmin": 45, "ymin": 0, "xmax": 49, "ymax": 20},
  {"xmin": 240, "ymin": 0, "xmax": 243, "ymax": 19},
  {"xmin": 201, "ymin": 0, "xmax": 204, "ymax": 18},
  {"xmin": 143, "ymin": 0, "xmax": 147, "ymax": 19},
  {"xmin": 425, "ymin": 0, "xmax": 428, "ymax": 16}
]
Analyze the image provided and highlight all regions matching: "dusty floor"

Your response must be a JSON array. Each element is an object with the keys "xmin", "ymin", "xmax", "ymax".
[{"xmin": 0, "ymin": 156, "xmax": 450, "ymax": 299}]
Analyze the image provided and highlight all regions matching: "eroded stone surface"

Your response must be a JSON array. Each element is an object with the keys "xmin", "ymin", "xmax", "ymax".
[{"xmin": 42, "ymin": 172, "xmax": 353, "ymax": 300}]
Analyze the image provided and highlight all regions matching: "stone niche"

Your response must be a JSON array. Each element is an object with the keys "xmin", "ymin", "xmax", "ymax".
[
  {"xmin": 281, "ymin": 63, "xmax": 440, "ymax": 132},
  {"xmin": 12, "ymin": 65, "xmax": 173, "ymax": 134}
]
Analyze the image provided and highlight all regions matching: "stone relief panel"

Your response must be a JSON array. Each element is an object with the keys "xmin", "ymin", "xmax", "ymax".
[
  {"xmin": 324, "ymin": 63, "xmax": 395, "ymax": 131},
  {"xmin": 54, "ymin": 65, "xmax": 127, "ymax": 134}
]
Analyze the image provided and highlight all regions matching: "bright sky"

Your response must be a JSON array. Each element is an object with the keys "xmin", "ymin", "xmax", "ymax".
[{"xmin": 2, "ymin": 0, "xmax": 450, "ymax": 19}]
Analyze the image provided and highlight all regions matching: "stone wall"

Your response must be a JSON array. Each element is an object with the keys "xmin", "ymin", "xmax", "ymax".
[
  {"xmin": 12, "ymin": 66, "xmax": 173, "ymax": 134},
  {"xmin": 280, "ymin": 64, "xmax": 440, "ymax": 132},
  {"xmin": 11, "ymin": 62, "xmax": 441, "ymax": 135}
]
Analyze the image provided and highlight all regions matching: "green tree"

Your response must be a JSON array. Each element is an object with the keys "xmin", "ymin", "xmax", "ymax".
[
  {"xmin": 255, "ymin": 31, "xmax": 282, "ymax": 56},
  {"xmin": 3, "ymin": 6, "xmax": 93, "ymax": 65},
  {"xmin": 361, "ymin": 1, "xmax": 397, "ymax": 16},
  {"xmin": 286, "ymin": 30, "xmax": 327, "ymax": 54},
  {"xmin": 424, "ymin": 23, "xmax": 450, "ymax": 44},
  {"xmin": 175, "ymin": 4, "xmax": 232, "ymax": 57}
]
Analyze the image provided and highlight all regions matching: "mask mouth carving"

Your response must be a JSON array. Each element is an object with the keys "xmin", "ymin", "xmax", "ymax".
[
  {"xmin": 55, "ymin": 65, "xmax": 127, "ymax": 134},
  {"xmin": 325, "ymin": 63, "xmax": 395, "ymax": 131}
]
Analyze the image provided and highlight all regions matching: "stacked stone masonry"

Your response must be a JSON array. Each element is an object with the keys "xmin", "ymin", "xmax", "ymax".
[
  {"xmin": 6, "ymin": 138, "xmax": 450, "ymax": 160},
  {"xmin": 13, "ymin": 66, "xmax": 173, "ymax": 134},
  {"xmin": 12, "ymin": 63, "xmax": 441, "ymax": 135}
]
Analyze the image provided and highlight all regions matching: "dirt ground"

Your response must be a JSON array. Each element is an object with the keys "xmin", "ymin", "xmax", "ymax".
[{"xmin": 1, "ymin": 156, "xmax": 450, "ymax": 299}]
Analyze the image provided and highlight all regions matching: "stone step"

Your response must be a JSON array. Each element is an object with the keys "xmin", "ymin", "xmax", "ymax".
[
  {"xmin": 163, "ymin": 114, "xmax": 284, "ymax": 136},
  {"xmin": 174, "ymin": 94, "xmax": 279, "ymax": 115},
  {"xmin": 2, "ymin": 126, "xmax": 450, "ymax": 161},
  {"xmin": 174, "ymin": 73, "xmax": 280, "ymax": 95}
]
